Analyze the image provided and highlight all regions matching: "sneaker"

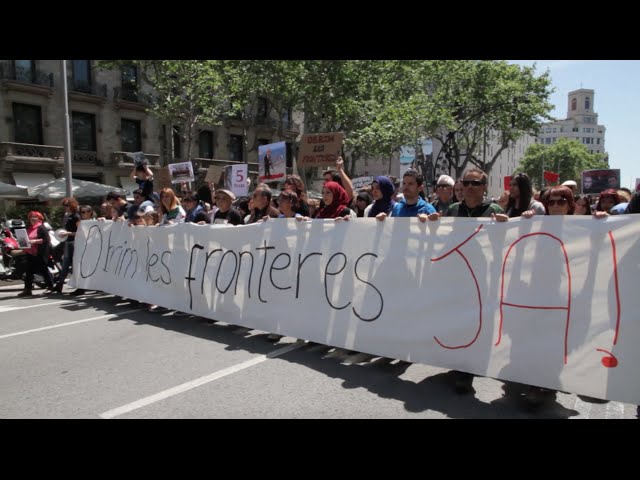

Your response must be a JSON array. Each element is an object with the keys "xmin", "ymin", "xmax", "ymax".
[
  {"xmin": 267, "ymin": 333, "xmax": 283, "ymax": 341},
  {"xmin": 17, "ymin": 291, "xmax": 33, "ymax": 297},
  {"xmin": 69, "ymin": 289, "xmax": 86, "ymax": 297}
]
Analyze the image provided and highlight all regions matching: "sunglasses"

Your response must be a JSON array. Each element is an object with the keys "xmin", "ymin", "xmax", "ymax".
[
  {"xmin": 436, "ymin": 184, "xmax": 452, "ymax": 189},
  {"xmin": 547, "ymin": 198, "xmax": 568, "ymax": 206},
  {"xmin": 462, "ymin": 180, "xmax": 486, "ymax": 187}
]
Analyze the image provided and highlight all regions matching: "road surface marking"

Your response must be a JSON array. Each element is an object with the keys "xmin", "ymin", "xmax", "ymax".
[
  {"xmin": 100, "ymin": 342, "xmax": 304, "ymax": 419},
  {"xmin": 0, "ymin": 308, "xmax": 144, "ymax": 340},
  {"xmin": 0, "ymin": 300, "xmax": 72, "ymax": 313}
]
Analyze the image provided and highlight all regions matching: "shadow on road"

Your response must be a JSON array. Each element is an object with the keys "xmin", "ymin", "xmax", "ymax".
[{"xmin": 34, "ymin": 291, "xmax": 581, "ymax": 419}]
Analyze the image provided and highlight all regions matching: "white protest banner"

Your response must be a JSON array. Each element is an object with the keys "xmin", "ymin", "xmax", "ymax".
[
  {"xmin": 75, "ymin": 216, "xmax": 640, "ymax": 404},
  {"xmin": 351, "ymin": 176, "xmax": 374, "ymax": 190},
  {"xmin": 168, "ymin": 161, "xmax": 195, "ymax": 184}
]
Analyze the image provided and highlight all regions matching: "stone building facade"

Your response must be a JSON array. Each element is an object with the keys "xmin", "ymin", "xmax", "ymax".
[{"xmin": 0, "ymin": 60, "xmax": 301, "ymax": 196}]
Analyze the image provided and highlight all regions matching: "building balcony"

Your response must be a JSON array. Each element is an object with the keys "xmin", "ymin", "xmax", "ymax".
[
  {"xmin": 193, "ymin": 157, "xmax": 258, "ymax": 175},
  {"xmin": 109, "ymin": 151, "xmax": 160, "ymax": 168},
  {"xmin": 73, "ymin": 150, "xmax": 102, "ymax": 166},
  {"xmin": 0, "ymin": 142, "xmax": 63, "ymax": 160},
  {"xmin": 253, "ymin": 115, "xmax": 277, "ymax": 129},
  {"xmin": 113, "ymin": 86, "xmax": 153, "ymax": 111},
  {"xmin": 0, "ymin": 61, "xmax": 54, "ymax": 96},
  {"xmin": 283, "ymin": 119, "xmax": 301, "ymax": 134},
  {"xmin": 69, "ymin": 80, "xmax": 108, "ymax": 104},
  {"xmin": 0, "ymin": 142, "xmax": 64, "ymax": 173}
]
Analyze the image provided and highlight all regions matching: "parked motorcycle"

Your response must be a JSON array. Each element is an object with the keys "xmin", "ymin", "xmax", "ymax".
[{"xmin": 0, "ymin": 219, "xmax": 61, "ymax": 289}]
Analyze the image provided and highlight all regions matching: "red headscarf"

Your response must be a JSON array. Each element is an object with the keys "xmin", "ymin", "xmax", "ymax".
[{"xmin": 315, "ymin": 181, "xmax": 351, "ymax": 219}]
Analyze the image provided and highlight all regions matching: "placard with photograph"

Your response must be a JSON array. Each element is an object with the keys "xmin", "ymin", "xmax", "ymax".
[
  {"xmin": 15, "ymin": 228, "xmax": 31, "ymax": 249},
  {"xmin": 258, "ymin": 141, "xmax": 286, "ymax": 182},
  {"xmin": 581, "ymin": 169, "xmax": 620, "ymax": 194},
  {"xmin": 168, "ymin": 161, "xmax": 195, "ymax": 184}
]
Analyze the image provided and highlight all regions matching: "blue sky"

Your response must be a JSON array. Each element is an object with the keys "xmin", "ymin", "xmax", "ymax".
[{"xmin": 509, "ymin": 60, "xmax": 640, "ymax": 189}]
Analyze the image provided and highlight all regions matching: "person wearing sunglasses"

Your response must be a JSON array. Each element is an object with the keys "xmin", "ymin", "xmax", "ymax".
[
  {"xmin": 424, "ymin": 168, "xmax": 508, "ymax": 224},
  {"xmin": 431, "ymin": 174, "xmax": 456, "ymax": 216},
  {"xmin": 516, "ymin": 185, "xmax": 608, "ymax": 409},
  {"xmin": 182, "ymin": 194, "xmax": 204, "ymax": 223},
  {"xmin": 422, "ymin": 168, "xmax": 507, "ymax": 393}
]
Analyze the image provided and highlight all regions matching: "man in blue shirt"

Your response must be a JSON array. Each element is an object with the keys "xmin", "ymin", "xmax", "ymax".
[{"xmin": 375, "ymin": 169, "xmax": 435, "ymax": 220}]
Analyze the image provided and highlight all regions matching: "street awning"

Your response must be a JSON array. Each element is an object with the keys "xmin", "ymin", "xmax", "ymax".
[
  {"xmin": 119, "ymin": 176, "xmax": 139, "ymax": 201},
  {"xmin": 12, "ymin": 172, "xmax": 56, "ymax": 189}
]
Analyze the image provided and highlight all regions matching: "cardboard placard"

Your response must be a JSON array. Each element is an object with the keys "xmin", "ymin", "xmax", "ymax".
[{"xmin": 297, "ymin": 132, "xmax": 344, "ymax": 168}]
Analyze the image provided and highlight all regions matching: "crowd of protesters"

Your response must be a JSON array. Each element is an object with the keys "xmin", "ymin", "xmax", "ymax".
[{"xmin": 12, "ymin": 156, "xmax": 640, "ymax": 416}]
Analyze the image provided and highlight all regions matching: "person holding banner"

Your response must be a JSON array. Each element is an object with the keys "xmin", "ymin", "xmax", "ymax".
[
  {"xmin": 312, "ymin": 182, "xmax": 355, "ymax": 219},
  {"xmin": 365, "ymin": 176, "xmax": 395, "ymax": 218},
  {"xmin": 247, "ymin": 185, "xmax": 280, "ymax": 224},
  {"xmin": 276, "ymin": 190, "xmax": 301, "ymax": 219},
  {"xmin": 516, "ymin": 185, "xmax": 609, "ymax": 409},
  {"xmin": 282, "ymin": 175, "xmax": 309, "ymax": 217},
  {"xmin": 574, "ymin": 195, "xmax": 593, "ymax": 215},
  {"xmin": 182, "ymin": 194, "xmax": 204, "ymax": 223},
  {"xmin": 594, "ymin": 189, "xmax": 622, "ymax": 213},
  {"xmin": 158, "ymin": 188, "xmax": 185, "ymax": 225},
  {"xmin": 505, "ymin": 173, "xmax": 545, "ymax": 218},
  {"xmin": 423, "ymin": 168, "xmax": 508, "ymax": 395},
  {"xmin": 430, "ymin": 175, "xmax": 456, "ymax": 216},
  {"xmin": 212, "ymin": 189, "xmax": 244, "ymax": 225}
]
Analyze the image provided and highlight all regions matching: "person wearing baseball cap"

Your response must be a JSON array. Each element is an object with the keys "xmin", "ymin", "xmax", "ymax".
[{"xmin": 561, "ymin": 180, "xmax": 578, "ymax": 195}]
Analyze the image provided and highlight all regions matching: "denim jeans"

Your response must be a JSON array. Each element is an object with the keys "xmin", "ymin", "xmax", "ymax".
[{"xmin": 56, "ymin": 241, "xmax": 74, "ymax": 286}]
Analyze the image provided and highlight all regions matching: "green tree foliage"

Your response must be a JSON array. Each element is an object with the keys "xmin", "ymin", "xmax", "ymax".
[
  {"xmin": 423, "ymin": 61, "xmax": 554, "ymax": 179},
  {"xmin": 98, "ymin": 60, "xmax": 233, "ymax": 162},
  {"xmin": 515, "ymin": 138, "xmax": 609, "ymax": 189},
  {"xmin": 97, "ymin": 60, "xmax": 556, "ymax": 183}
]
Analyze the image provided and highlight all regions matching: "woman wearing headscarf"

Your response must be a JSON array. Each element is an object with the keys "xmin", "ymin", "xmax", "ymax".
[
  {"xmin": 17, "ymin": 211, "xmax": 54, "ymax": 297},
  {"xmin": 313, "ymin": 181, "xmax": 354, "ymax": 219},
  {"xmin": 365, "ymin": 176, "xmax": 395, "ymax": 217}
]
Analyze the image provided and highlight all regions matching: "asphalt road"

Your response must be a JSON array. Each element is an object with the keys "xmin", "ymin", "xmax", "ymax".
[{"xmin": 0, "ymin": 283, "xmax": 637, "ymax": 419}]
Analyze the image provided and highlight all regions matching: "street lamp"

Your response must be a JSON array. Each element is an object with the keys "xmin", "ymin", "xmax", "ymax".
[{"xmin": 60, "ymin": 60, "xmax": 73, "ymax": 197}]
